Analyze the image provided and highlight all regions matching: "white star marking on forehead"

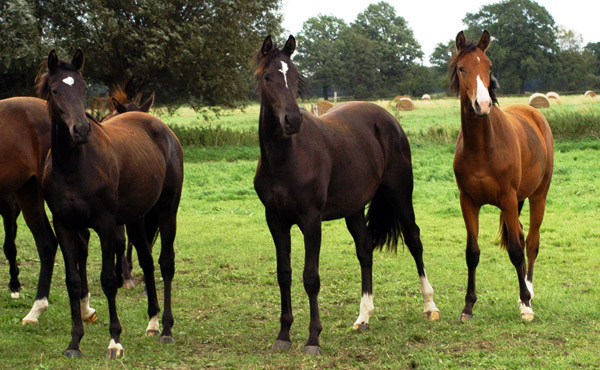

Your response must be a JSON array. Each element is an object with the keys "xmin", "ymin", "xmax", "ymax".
[
  {"xmin": 62, "ymin": 76, "xmax": 75, "ymax": 86},
  {"xmin": 278, "ymin": 61, "xmax": 289, "ymax": 89},
  {"xmin": 477, "ymin": 57, "xmax": 480, "ymax": 63}
]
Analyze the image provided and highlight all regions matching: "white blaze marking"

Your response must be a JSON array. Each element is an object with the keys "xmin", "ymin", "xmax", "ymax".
[
  {"xmin": 22, "ymin": 298, "xmax": 49, "ymax": 324},
  {"xmin": 353, "ymin": 293, "xmax": 374, "ymax": 327},
  {"xmin": 146, "ymin": 315, "xmax": 160, "ymax": 333},
  {"xmin": 62, "ymin": 76, "xmax": 75, "ymax": 86},
  {"xmin": 278, "ymin": 61, "xmax": 289, "ymax": 89},
  {"xmin": 420, "ymin": 272, "xmax": 439, "ymax": 313},
  {"xmin": 475, "ymin": 74, "xmax": 492, "ymax": 113}
]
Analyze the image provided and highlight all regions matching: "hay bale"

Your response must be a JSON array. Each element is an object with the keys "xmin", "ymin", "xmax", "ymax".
[
  {"xmin": 584, "ymin": 90, "xmax": 596, "ymax": 98},
  {"xmin": 421, "ymin": 94, "xmax": 431, "ymax": 100},
  {"xmin": 546, "ymin": 92, "xmax": 560, "ymax": 100},
  {"xmin": 396, "ymin": 98, "xmax": 414, "ymax": 111},
  {"xmin": 528, "ymin": 93, "xmax": 550, "ymax": 108},
  {"xmin": 314, "ymin": 100, "xmax": 334, "ymax": 116}
]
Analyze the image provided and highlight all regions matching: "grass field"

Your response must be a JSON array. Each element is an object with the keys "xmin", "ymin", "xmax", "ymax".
[{"xmin": 0, "ymin": 96, "xmax": 599, "ymax": 369}]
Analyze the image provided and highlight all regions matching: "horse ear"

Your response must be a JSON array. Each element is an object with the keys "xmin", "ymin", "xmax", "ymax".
[
  {"xmin": 72, "ymin": 48, "xmax": 84, "ymax": 71},
  {"xmin": 48, "ymin": 50, "xmax": 58, "ymax": 73},
  {"xmin": 283, "ymin": 35, "xmax": 296, "ymax": 56},
  {"xmin": 112, "ymin": 97, "xmax": 127, "ymax": 114},
  {"xmin": 478, "ymin": 30, "xmax": 490, "ymax": 52},
  {"xmin": 455, "ymin": 31, "xmax": 466, "ymax": 52},
  {"xmin": 261, "ymin": 35, "xmax": 273, "ymax": 56},
  {"xmin": 139, "ymin": 92, "xmax": 155, "ymax": 112}
]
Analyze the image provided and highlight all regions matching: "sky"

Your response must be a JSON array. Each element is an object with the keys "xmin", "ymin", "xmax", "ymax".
[{"xmin": 280, "ymin": 0, "xmax": 599, "ymax": 65}]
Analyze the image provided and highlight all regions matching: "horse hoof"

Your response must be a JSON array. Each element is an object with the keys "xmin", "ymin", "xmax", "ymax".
[
  {"xmin": 459, "ymin": 313, "xmax": 473, "ymax": 322},
  {"xmin": 106, "ymin": 347, "xmax": 124, "ymax": 359},
  {"xmin": 272, "ymin": 339, "xmax": 292, "ymax": 352},
  {"xmin": 303, "ymin": 345, "xmax": 321, "ymax": 356},
  {"xmin": 159, "ymin": 335, "xmax": 175, "ymax": 344},
  {"xmin": 352, "ymin": 323, "xmax": 370, "ymax": 331},
  {"xmin": 83, "ymin": 311, "xmax": 98, "ymax": 324},
  {"xmin": 64, "ymin": 349, "xmax": 83, "ymax": 358},
  {"xmin": 146, "ymin": 329, "xmax": 160, "ymax": 337},
  {"xmin": 22, "ymin": 319, "xmax": 37, "ymax": 326},
  {"xmin": 521, "ymin": 312, "xmax": 535, "ymax": 322},
  {"xmin": 10, "ymin": 291, "xmax": 19, "ymax": 299},
  {"xmin": 123, "ymin": 279, "xmax": 135, "ymax": 290},
  {"xmin": 425, "ymin": 310, "xmax": 441, "ymax": 321}
]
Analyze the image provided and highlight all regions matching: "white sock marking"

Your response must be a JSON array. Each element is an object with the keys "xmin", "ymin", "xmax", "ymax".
[
  {"xmin": 353, "ymin": 293, "xmax": 374, "ymax": 327},
  {"xmin": 420, "ymin": 272, "xmax": 439, "ymax": 313},
  {"xmin": 62, "ymin": 76, "xmax": 74, "ymax": 86},
  {"xmin": 23, "ymin": 298, "xmax": 49, "ymax": 323},
  {"xmin": 278, "ymin": 61, "xmax": 289, "ymax": 89},
  {"xmin": 11, "ymin": 292, "xmax": 19, "ymax": 299},
  {"xmin": 146, "ymin": 314, "xmax": 160, "ymax": 332},
  {"xmin": 80, "ymin": 293, "xmax": 96, "ymax": 320},
  {"xmin": 108, "ymin": 338, "xmax": 124, "ymax": 351}
]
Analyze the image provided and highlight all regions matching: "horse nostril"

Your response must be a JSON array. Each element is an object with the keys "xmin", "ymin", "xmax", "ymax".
[{"xmin": 474, "ymin": 100, "xmax": 481, "ymax": 112}]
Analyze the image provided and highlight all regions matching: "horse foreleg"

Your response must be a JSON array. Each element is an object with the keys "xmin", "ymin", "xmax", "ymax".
[
  {"xmin": 1, "ymin": 197, "xmax": 21, "ymax": 297},
  {"xmin": 345, "ymin": 210, "xmax": 375, "ymax": 330},
  {"xmin": 75, "ymin": 229, "xmax": 96, "ymax": 323},
  {"xmin": 266, "ymin": 209, "xmax": 293, "ymax": 352},
  {"xmin": 500, "ymin": 195, "xmax": 533, "ymax": 321},
  {"xmin": 97, "ymin": 221, "xmax": 124, "ymax": 359},
  {"xmin": 298, "ymin": 214, "xmax": 322, "ymax": 356},
  {"xmin": 460, "ymin": 194, "xmax": 481, "ymax": 322},
  {"xmin": 524, "ymin": 194, "xmax": 548, "ymax": 302},
  {"xmin": 53, "ymin": 221, "xmax": 85, "ymax": 358},
  {"xmin": 16, "ymin": 183, "xmax": 58, "ymax": 325}
]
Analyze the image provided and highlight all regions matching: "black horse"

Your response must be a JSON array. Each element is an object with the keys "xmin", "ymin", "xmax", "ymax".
[
  {"xmin": 37, "ymin": 49, "xmax": 183, "ymax": 358},
  {"xmin": 253, "ymin": 35, "xmax": 440, "ymax": 355}
]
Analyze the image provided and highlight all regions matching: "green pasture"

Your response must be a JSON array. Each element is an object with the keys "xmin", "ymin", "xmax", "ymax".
[{"xmin": 0, "ymin": 96, "xmax": 599, "ymax": 369}]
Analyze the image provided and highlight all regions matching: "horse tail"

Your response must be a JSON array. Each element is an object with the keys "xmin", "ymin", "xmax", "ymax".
[
  {"xmin": 498, "ymin": 200, "xmax": 524, "ymax": 250},
  {"xmin": 145, "ymin": 210, "xmax": 160, "ymax": 248},
  {"xmin": 366, "ymin": 188, "xmax": 404, "ymax": 253}
]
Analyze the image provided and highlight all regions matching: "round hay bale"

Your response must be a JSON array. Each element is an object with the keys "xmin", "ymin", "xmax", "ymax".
[
  {"xmin": 528, "ymin": 93, "xmax": 550, "ymax": 109},
  {"xmin": 314, "ymin": 100, "xmax": 334, "ymax": 116},
  {"xmin": 545, "ymin": 91, "xmax": 560, "ymax": 100},
  {"xmin": 584, "ymin": 90, "xmax": 596, "ymax": 98},
  {"xmin": 396, "ymin": 98, "xmax": 414, "ymax": 111},
  {"xmin": 421, "ymin": 94, "xmax": 431, "ymax": 100}
]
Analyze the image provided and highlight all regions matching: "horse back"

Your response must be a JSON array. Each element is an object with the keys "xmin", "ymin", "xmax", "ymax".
[{"xmin": 0, "ymin": 97, "xmax": 51, "ymax": 193}]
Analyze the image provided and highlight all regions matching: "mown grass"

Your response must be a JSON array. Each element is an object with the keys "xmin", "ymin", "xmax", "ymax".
[{"xmin": 0, "ymin": 97, "xmax": 599, "ymax": 369}]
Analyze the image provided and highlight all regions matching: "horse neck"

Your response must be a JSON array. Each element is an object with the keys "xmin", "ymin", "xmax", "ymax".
[
  {"xmin": 459, "ymin": 98, "xmax": 496, "ymax": 153},
  {"xmin": 258, "ymin": 101, "xmax": 292, "ymax": 169}
]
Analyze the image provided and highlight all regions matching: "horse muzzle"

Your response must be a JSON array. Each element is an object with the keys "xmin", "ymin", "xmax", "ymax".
[
  {"xmin": 70, "ymin": 122, "xmax": 91, "ymax": 143},
  {"xmin": 282, "ymin": 113, "xmax": 302, "ymax": 135},
  {"xmin": 473, "ymin": 98, "xmax": 492, "ymax": 116}
]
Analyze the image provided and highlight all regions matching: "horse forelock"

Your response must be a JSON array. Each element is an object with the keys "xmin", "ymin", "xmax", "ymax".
[
  {"xmin": 253, "ymin": 44, "xmax": 310, "ymax": 99},
  {"xmin": 449, "ymin": 41, "xmax": 499, "ymax": 105},
  {"xmin": 35, "ymin": 61, "xmax": 81, "ymax": 100},
  {"xmin": 111, "ymin": 85, "xmax": 129, "ymax": 105}
]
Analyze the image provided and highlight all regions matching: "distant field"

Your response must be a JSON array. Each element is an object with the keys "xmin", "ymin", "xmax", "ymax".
[{"xmin": 0, "ymin": 96, "xmax": 599, "ymax": 369}]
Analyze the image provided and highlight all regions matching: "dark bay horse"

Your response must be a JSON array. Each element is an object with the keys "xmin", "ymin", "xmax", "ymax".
[
  {"xmin": 254, "ymin": 35, "xmax": 439, "ymax": 355},
  {"xmin": 0, "ymin": 97, "xmax": 77, "ymax": 323},
  {"xmin": 451, "ymin": 31, "xmax": 553, "ymax": 322},
  {"xmin": 38, "ymin": 49, "xmax": 183, "ymax": 358},
  {"xmin": 100, "ymin": 87, "xmax": 156, "ymax": 290}
]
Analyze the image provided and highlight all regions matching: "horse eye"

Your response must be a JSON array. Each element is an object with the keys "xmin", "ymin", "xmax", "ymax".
[
  {"xmin": 51, "ymin": 89, "xmax": 59, "ymax": 95},
  {"xmin": 264, "ymin": 73, "xmax": 271, "ymax": 81},
  {"xmin": 458, "ymin": 67, "xmax": 465, "ymax": 73}
]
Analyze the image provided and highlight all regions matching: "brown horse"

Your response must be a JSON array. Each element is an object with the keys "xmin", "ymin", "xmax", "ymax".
[
  {"xmin": 254, "ymin": 35, "xmax": 439, "ymax": 355},
  {"xmin": 451, "ymin": 30, "xmax": 553, "ymax": 321},
  {"xmin": 38, "ymin": 49, "xmax": 183, "ymax": 358},
  {"xmin": 0, "ymin": 97, "xmax": 86, "ymax": 324}
]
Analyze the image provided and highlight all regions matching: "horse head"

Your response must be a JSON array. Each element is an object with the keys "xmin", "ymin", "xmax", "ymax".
[
  {"xmin": 112, "ymin": 92, "xmax": 155, "ymax": 114},
  {"xmin": 42, "ymin": 49, "xmax": 90, "ymax": 143},
  {"xmin": 255, "ymin": 35, "xmax": 302, "ymax": 135},
  {"xmin": 451, "ymin": 30, "xmax": 498, "ymax": 116}
]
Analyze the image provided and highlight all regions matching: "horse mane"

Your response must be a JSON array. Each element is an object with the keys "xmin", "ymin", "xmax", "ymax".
[
  {"xmin": 449, "ymin": 41, "xmax": 499, "ymax": 105},
  {"xmin": 252, "ymin": 43, "xmax": 311, "ymax": 99},
  {"xmin": 35, "ymin": 61, "xmax": 80, "ymax": 100}
]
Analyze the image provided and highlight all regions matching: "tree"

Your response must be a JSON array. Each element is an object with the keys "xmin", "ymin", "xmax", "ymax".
[
  {"xmin": 0, "ymin": 0, "xmax": 44, "ymax": 98},
  {"xmin": 585, "ymin": 42, "xmax": 600, "ymax": 76},
  {"xmin": 295, "ymin": 15, "xmax": 347, "ymax": 100},
  {"xmin": 463, "ymin": 0, "xmax": 557, "ymax": 94},
  {"xmin": 2, "ymin": 0, "xmax": 283, "ymax": 109}
]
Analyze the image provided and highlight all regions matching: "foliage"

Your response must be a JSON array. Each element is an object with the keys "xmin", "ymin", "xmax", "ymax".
[
  {"xmin": 1, "ymin": 0, "xmax": 282, "ymax": 108},
  {"xmin": 462, "ymin": 0, "xmax": 558, "ymax": 94},
  {"xmin": 295, "ymin": 16, "xmax": 347, "ymax": 100}
]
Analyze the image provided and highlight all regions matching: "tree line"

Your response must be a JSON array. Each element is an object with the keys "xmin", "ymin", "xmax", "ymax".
[{"xmin": 1, "ymin": 0, "xmax": 599, "ymax": 108}]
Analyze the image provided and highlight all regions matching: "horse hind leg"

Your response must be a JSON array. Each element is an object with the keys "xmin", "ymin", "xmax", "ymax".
[
  {"xmin": 117, "ymin": 225, "xmax": 135, "ymax": 290},
  {"xmin": 380, "ymin": 177, "xmax": 440, "ymax": 321},
  {"xmin": 345, "ymin": 210, "xmax": 375, "ymax": 331},
  {"xmin": 523, "ymin": 194, "xmax": 548, "ymax": 303},
  {"xmin": 1, "ymin": 196, "xmax": 21, "ymax": 298},
  {"xmin": 156, "ymin": 209, "xmax": 177, "ymax": 344}
]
